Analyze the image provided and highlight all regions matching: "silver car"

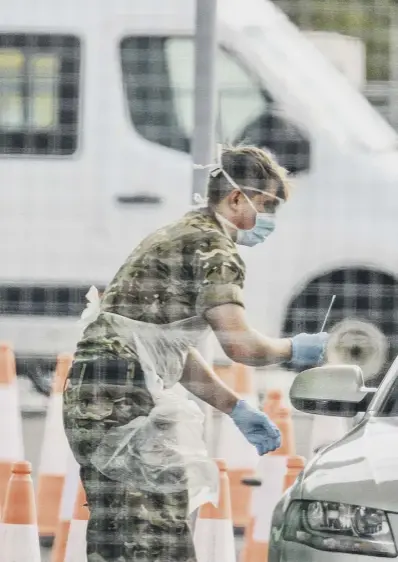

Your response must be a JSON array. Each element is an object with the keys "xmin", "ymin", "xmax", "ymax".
[{"xmin": 269, "ymin": 358, "xmax": 398, "ymax": 561}]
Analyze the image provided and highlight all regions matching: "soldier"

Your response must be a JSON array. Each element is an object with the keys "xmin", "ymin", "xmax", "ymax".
[{"xmin": 63, "ymin": 145, "xmax": 328, "ymax": 562}]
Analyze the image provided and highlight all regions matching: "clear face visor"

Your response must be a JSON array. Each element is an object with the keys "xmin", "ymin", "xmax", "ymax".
[{"xmin": 219, "ymin": 167, "xmax": 284, "ymax": 212}]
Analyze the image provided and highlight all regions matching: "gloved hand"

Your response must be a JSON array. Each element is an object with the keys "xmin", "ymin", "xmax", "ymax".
[
  {"xmin": 229, "ymin": 400, "xmax": 281, "ymax": 455},
  {"xmin": 289, "ymin": 332, "xmax": 329, "ymax": 371}
]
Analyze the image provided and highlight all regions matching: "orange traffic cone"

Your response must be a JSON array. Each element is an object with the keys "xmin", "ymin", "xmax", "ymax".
[
  {"xmin": 283, "ymin": 455, "xmax": 306, "ymax": 490},
  {"xmin": 262, "ymin": 389, "xmax": 283, "ymax": 419},
  {"xmin": 1, "ymin": 461, "xmax": 41, "ymax": 562},
  {"xmin": 194, "ymin": 459, "xmax": 236, "ymax": 562},
  {"xmin": 272, "ymin": 407, "xmax": 295, "ymax": 456},
  {"xmin": 240, "ymin": 405, "xmax": 296, "ymax": 562},
  {"xmin": 51, "ymin": 450, "xmax": 81, "ymax": 562},
  {"xmin": 0, "ymin": 344, "xmax": 24, "ymax": 513},
  {"xmin": 240, "ymin": 454, "xmax": 306, "ymax": 562},
  {"xmin": 216, "ymin": 363, "xmax": 259, "ymax": 528},
  {"xmin": 64, "ymin": 480, "xmax": 89, "ymax": 562},
  {"xmin": 36, "ymin": 353, "xmax": 73, "ymax": 544},
  {"xmin": 233, "ymin": 363, "xmax": 258, "ymax": 408}
]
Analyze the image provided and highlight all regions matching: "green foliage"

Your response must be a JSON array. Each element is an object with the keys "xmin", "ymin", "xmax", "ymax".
[{"xmin": 274, "ymin": 0, "xmax": 394, "ymax": 80}]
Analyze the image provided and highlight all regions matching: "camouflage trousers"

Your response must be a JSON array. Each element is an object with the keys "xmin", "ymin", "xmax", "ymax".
[{"xmin": 63, "ymin": 358, "xmax": 197, "ymax": 562}]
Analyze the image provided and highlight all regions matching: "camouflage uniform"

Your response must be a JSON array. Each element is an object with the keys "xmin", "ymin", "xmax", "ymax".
[{"xmin": 63, "ymin": 209, "xmax": 246, "ymax": 561}]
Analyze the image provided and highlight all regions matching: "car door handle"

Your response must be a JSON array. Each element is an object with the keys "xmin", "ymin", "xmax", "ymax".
[{"xmin": 116, "ymin": 193, "xmax": 163, "ymax": 205}]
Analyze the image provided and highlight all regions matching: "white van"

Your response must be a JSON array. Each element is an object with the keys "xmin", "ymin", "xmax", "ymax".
[{"xmin": 1, "ymin": 0, "xmax": 398, "ymax": 389}]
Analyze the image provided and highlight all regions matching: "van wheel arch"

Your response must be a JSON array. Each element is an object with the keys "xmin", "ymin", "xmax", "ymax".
[{"xmin": 281, "ymin": 267, "xmax": 398, "ymax": 385}]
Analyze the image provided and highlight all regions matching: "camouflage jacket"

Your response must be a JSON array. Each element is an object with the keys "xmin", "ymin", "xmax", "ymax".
[{"xmin": 74, "ymin": 208, "xmax": 246, "ymax": 362}]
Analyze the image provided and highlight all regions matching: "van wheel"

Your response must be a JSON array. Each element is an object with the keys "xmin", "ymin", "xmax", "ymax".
[{"xmin": 282, "ymin": 268, "xmax": 398, "ymax": 385}]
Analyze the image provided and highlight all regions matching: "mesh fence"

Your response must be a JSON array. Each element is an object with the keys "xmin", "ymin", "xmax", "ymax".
[
  {"xmin": 0, "ymin": 0, "xmax": 397, "ymax": 390},
  {"xmin": 272, "ymin": 0, "xmax": 398, "ymax": 385},
  {"xmin": 275, "ymin": 0, "xmax": 398, "ymax": 128}
]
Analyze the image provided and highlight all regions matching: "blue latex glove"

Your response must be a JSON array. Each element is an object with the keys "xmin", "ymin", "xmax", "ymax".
[
  {"xmin": 290, "ymin": 332, "xmax": 329, "ymax": 371},
  {"xmin": 229, "ymin": 400, "xmax": 281, "ymax": 455}
]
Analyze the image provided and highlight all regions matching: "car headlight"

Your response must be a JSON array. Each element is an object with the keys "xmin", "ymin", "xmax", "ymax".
[{"xmin": 284, "ymin": 500, "xmax": 397, "ymax": 557}]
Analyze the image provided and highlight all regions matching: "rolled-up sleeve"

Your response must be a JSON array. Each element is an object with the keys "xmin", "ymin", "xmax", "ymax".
[{"xmin": 194, "ymin": 235, "xmax": 246, "ymax": 317}]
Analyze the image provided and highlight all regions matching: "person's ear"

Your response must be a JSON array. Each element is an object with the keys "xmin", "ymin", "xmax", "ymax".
[{"xmin": 229, "ymin": 189, "xmax": 242, "ymax": 209}]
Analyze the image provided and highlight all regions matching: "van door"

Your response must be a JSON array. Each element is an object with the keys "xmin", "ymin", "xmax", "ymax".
[
  {"xmin": 101, "ymin": 20, "xmax": 309, "ymax": 261},
  {"xmin": 99, "ymin": 25, "xmax": 313, "ymax": 270},
  {"xmin": 97, "ymin": 25, "xmax": 193, "ymax": 271}
]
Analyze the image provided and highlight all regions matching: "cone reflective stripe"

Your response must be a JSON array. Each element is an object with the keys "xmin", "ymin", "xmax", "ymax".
[
  {"xmin": 240, "ymin": 454, "xmax": 306, "ymax": 562},
  {"xmin": 1, "ymin": 461, "xmax": 41, "ymax": 562},
  {"xmin": 251, "ymin": 455, "xmax": 288, "ymax": 545},
  {"xmin": 37, "ymin": 353, "xmax": 73, "ymax": 541},
  {"xmin": 240, "ymin": 405, "xmax": 296, "ymax": 562},
  {"xmin": 216, "ymin": 363, "xmax": 258, "ymax": 528},
  {"xmin": 251, "ymin": 407, "xmax": 296, "ymax": 543},
  {"xmin": 194, "ymin": 459, "xmax": 236, "ymax": 562},
  {"xmin": 0, "ymin": 344, "xmax": 24, "ymax": 513},
  {"xmin": 51, "ymin": 451, "xmax": 81, "ymax": 562},
  {"xmin": 64, "ymin": 480, "xmax": 89, "ymax": 562}
]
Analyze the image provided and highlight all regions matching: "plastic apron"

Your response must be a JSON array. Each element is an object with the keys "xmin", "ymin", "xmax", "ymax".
[{"xmin": 79, "ymin": 287, "xmax": 220, "ymax": 514}]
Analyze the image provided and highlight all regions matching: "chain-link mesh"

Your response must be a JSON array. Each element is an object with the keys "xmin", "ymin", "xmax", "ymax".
[
  {"xmin": 272, "ymin": 0, "xmax": 398, "ymax": 384},
  {"xmin": 0, "ymin": 0, "xmax": 397, "ymax": 392},
  {"xmin": 275, "ymin": 0, "xmax": 398, "ymax": 129}
]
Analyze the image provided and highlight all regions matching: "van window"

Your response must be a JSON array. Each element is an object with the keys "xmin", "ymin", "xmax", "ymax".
[
  {"xmin": 120, "ymin": 36, "xmax": 310, "ymax": 172},
  {"xmin": 120, "ymin": 36, "xmax": 270, "ymax": 150},
  {"xmin": 166, "ymin": 39, "xmax": 271, "ymax": 144},
  {"xmin": 0, "ymin": 34, "xmax": 80, "ymax": 156}
]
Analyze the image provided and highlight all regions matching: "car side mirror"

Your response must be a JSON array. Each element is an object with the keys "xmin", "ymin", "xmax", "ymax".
[{"xmin": 290, "ymin": 364, "xmax": 377, "ymax": 417}]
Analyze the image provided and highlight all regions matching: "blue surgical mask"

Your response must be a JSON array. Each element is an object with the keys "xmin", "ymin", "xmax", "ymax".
[
  {"xmin": 236, "ymin": 212, "xmax": 276, "ymax": 247},
  {"xmin": 235, "ymin": 191, "xmax": 277, "ymax": 247},
  {"xmin": 210, "ymin": 164, "xmax": 282, "ymax": 247},
  {"xmin": 215, "ymin": 207, "xmax": 276, "ymax": 247}
]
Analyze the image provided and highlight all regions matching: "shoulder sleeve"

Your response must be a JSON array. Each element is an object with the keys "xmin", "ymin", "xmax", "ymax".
[{"xmin": 193, "ymin": 232, "xmax": 246, "ymax": 317}]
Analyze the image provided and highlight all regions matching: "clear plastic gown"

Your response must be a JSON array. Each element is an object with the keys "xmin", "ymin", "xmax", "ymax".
[{"xmin": 80, "ymin": 287, "xmax": 220, "ymax": 514}]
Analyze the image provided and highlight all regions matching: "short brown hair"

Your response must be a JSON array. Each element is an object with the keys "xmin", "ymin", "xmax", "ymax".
[{"xmin": 207, "ymin": 144, "xmax": 290, "ymax": 206}]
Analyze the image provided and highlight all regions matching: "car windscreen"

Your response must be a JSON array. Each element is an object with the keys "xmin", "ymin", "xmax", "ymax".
[{"xmin": 378, "ymin": 375, "xmax": 398, "ymax": 417}]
